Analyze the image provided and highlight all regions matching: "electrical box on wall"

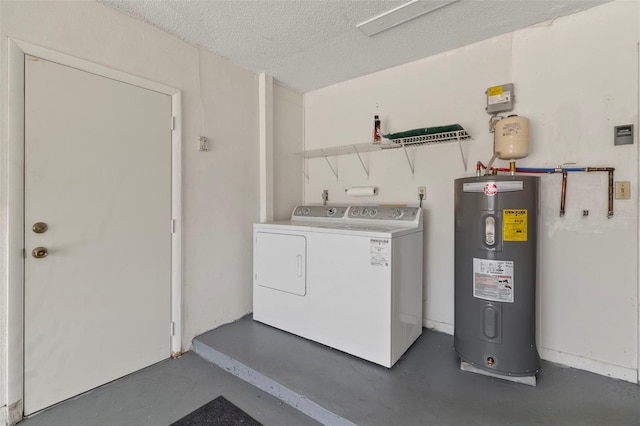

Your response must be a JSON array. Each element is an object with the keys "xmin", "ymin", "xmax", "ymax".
[
  {"xmin": 614, "ymin": 125, "xmax": 633, "ymax": 145},
  {"xmin": 486, "ymin": 83, "xmax": 514, "ymax": 114}
]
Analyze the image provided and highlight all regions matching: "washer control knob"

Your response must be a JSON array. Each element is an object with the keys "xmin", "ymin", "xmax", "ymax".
[
  {"xmin": 369, "ymin": 209, "xmax": 378, "ymax": 217},
  {"xmin": 303, "ymin": 207, "xmax": 310, "ymax": 215},
  {"xmin": 327, "ymin": 208, "xmax": 336, "ymax": 216},
  {"xmin": 351, "ymin": 208, "xmax": 359, "ymax": 216},
  {"xmin": 392, "ymin": 208, "xmax": 405, "ymax": 219},
  {"xmin": 362, "ymin": 208, "xmax": 370, "ymax": 216}
]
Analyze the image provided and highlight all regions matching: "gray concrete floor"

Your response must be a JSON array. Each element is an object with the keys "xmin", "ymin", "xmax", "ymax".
[
  {"xmin": 194, "ymin": 316, "xmax": 640, "ymax": 426},
  {"xmin": 19, "ymin": 315, "xmax": 640, "ymax": 426},
  {"xmin": 19, "ymin": 351, "xmax": 319, "ymax": 426}
]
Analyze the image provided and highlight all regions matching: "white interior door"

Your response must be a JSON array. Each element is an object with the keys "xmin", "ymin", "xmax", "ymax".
[{"xmin": 24, "ymin": 55, "xmax": 172, "ymax": 415}]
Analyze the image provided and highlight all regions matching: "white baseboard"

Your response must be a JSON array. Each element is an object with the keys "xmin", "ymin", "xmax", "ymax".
[
  {"xmin": 424, "ymin": 319, "xmax": 454, "ymax": 335},
  {"xmin": 6, "ymin": 400, "xmax": 22, "ymax": 426},
  {"xmin": 0, "ymin": 401, "xmax": 21, "ymax": 426},
  {"xmin": 422, "ymin": 320, "xmax": 638, "ymax": 384},
  {"xmin": 540, "ymin": 347, "xmax": 638, "ymax": 384}
]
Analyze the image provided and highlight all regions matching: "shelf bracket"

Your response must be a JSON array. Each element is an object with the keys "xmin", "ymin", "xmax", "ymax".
[
  {"xmin": 456, "ymin": 131, "xmax": 468, "ymax": 172},
  {"xmin": 352, "ymin": 145, "xmax": 370, "ymax": 179},
  {"xmin": 400, "ymin": 142, "xmax": 416, "ymax": 176},
  {"xmin": 323, "ymin": 155, "xmax": 338, "ymax": 180}
]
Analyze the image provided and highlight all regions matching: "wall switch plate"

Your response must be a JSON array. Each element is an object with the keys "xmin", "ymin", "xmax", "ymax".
[
  {"xmin": 197, "ymin": 136, "xmax": 208, "ymax": 151},
  {"xmin": 615, "ymin": 181, "xmax": 631, "ymax": 199}
]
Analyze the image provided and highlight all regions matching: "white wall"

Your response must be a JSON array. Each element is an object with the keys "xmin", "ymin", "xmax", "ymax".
[
  {"xmin": 0, "ymin": 0, "xmax": 265, "ymax": 418},
  {"xmin": 304, "ymin": 0, "xmax": 639, "ymax": 382},
  {"xmin": 273, "ymin": 83, "xmax": 304, "ymax": 220}
]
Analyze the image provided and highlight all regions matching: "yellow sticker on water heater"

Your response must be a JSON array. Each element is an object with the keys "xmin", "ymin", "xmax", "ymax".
[{"xmin": 503, "ymin": 209, "xmax": 527, "ymax": 242}]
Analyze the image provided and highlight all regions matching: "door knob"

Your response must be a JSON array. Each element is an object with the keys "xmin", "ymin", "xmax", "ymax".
[
  {"xmin": 32, "ymin": 222, "xmax": 48, "ymax": 233},
  {"xmin": 32, "ymin": 247, "xmax": 48, "ymax": 259}
]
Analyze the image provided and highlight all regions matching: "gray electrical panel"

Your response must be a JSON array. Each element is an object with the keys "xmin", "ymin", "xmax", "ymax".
[
  {"xmin": 614, "ymin": 124, "xmax": 634, "ymax": 145},
  {"xmin": 485, "ymin": 83, "xmax": 514, "ymax": 114},
  {"xmin": 454, "ymin": 175, "xmax": 540, "ymax": 376}
]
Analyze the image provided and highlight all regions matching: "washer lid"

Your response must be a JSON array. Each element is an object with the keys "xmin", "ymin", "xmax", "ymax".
[{"xmin": 310, "ymin": 222, "xmax": 420, "ymax": 237}]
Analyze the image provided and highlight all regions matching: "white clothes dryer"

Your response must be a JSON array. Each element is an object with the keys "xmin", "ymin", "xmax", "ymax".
[{"xmin": 253, "ymin": 205, "xmax": 423, "ymax": 368}]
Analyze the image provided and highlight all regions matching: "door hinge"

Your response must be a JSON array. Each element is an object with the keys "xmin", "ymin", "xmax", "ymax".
[
  {"xmin": 22, "ymin": 248, "xmax": 27, "ymax": 259},
  {"xmin": 170, "ymin": 322, "xmax": 176, "ymax": 336},
  {"xmin": 171, "ymin": 219, "xmax": 176, "ymax": 234},
  {"xmin": 171, "ymin": 116, "xmax": 176, "ymax": 131}
]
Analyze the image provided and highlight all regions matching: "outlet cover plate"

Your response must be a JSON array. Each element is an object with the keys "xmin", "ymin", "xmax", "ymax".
[{"xmin": 615, "ymin": 181, "xmax": 631, "ymax": 199}]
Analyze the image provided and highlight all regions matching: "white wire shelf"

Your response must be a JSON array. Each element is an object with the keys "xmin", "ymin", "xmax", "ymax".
[
  {"xmin": 299, "ymin": 129, "xmax": 472, "ymax": 180},
  {"xmin": 300, "ymin": 129, "xmax": 471, "ymax": 159}
]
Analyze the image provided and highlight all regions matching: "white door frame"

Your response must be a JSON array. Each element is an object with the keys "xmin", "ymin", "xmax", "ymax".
[
  {"xmin": 5, "ymin": 38, "xmax": 183, "ymax": 417},
  {"xmin": 637, "ymin": 40, "xmax": 640, "ymax": 385}
]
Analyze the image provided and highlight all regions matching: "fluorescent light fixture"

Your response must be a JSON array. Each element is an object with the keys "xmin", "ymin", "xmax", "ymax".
[{"xmin": 357, "ymin": 0, "xmax": 458, "ymax": 37}]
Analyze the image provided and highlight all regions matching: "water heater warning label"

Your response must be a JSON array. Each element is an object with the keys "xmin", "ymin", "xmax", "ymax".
[
  {"xmin": 473, "ymin": 258, "xmax": 514, "ymax": 303},
  {"xmin": 503, "ymin": 209, "xmax": 527, "ymax": 241}
]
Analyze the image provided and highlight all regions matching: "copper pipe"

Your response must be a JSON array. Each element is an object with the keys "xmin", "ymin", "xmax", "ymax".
[
  {"xmin": 608, "ymin": 170, "xmax": 614, "ymax": 218},
  {"xmin": 560, "ymin": 171, "xmax": 568, "ymax": 217},
  {"xmin": 586, "ymin": 167, "xmax": 615, "ymax": 218},
  {"xmin": 475, "ymin": 164, "xmax": 615, "ymax": 218},
  {"xmin": 585, "ymin": 167, "xmax": 615, "ymax": 172}
]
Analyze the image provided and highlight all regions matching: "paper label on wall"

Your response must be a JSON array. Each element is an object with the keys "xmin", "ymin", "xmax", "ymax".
[
  {"xmin": 473, "ymin": 258, "xmax": 514, "ymax": 303},
  {"xmin": 370, "ymin": 238, "xmax": 390, "ymax": 267},
  {"xmin": 503, "ymin": 209, "xmax": 527, "ymax": 241}
]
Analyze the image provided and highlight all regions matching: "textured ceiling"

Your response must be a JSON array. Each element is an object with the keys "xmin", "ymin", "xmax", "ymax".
[{"xmin": 102, "ymin": 0, "xmax": 609, "ymax": 93}]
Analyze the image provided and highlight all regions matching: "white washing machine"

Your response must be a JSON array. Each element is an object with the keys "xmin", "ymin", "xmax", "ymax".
[{"xmin": 253, "ymin": 205, "xmax": 423, "ymax": 368}]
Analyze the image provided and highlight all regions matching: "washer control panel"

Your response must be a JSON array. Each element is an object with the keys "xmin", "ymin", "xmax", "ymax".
[
  {"xmin": 292, "ymin": 205, "xmax": 349, "ymax": 219},
  {"xmin": 348, "ymin": 206, "xmax": 420, "ymax": 222},
  {"xmin": 291, "ymin": 205, "xmax": 420, "ymax": 224}
]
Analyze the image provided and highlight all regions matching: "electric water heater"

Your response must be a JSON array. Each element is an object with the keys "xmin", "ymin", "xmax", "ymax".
[{"xmin": 454, "ymin": 175, "xmax": 540, "ymax": 377}]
